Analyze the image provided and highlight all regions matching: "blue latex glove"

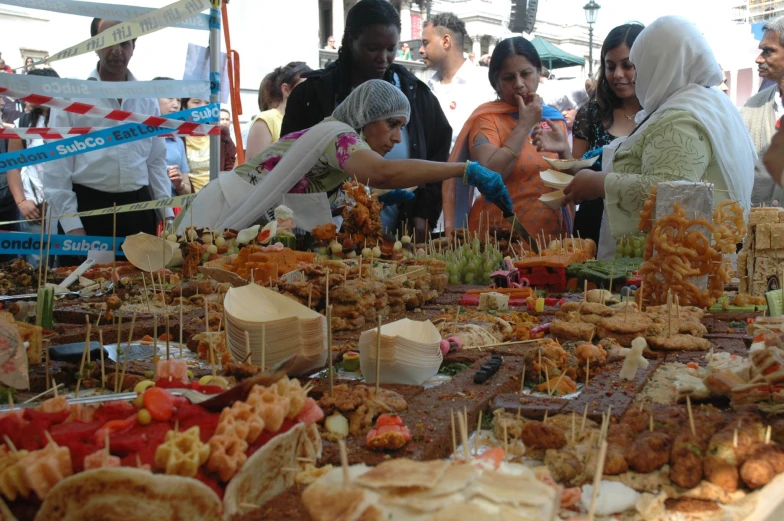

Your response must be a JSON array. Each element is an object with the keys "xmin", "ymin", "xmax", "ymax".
[
  {"xmin": 465, "ymin": 162, "xmax": 513, "ymax": 211},
  {"xmin": 377, "ymin": 189, "xmax": 416, "ymax": 205}
]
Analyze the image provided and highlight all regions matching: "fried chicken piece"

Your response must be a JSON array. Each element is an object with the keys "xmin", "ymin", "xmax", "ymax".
[
  {"xmin": 604, "ymin": 444, "xmax": 630, "ymax": 475},
  {"xmin": 705, "ymin": 429, "xmax": 739, "ymax": 492},
  {"xmin": 625, "ymin": 431, "xmax": 672, "ymax": 473},
  {"xmin": 520, "ymin": 421, "xmax": 567, "ymax": 451},
  {"xmin": 525, "ymin": 341, "xmax": 569, "ymax": 384},
  {"xmin": 534, "ymin": 374, "xmax": 577, "ymax": 396},
  {"xmin": 669, "ymin": 430, "xmax": 705, "ymax": 489},
  {"xmin": 740, "ymin": 459, "xmax": 775, "ymax": 490},
  {"xmin": 596, "ymin": 314, "xmax": 652, "ymax": 347},
  {"xmin": 105, "ymin": 294, "xmax": 122, "ymax": 311},
  {"xmin": 550, "ymin": 320, "xmax": 595, "ymax": 342},
  {"xmin": 545, "ymin": 449, "xmax": 583, "ymax": 485},
  {"xmin": 576, "ymin": 343, "xmax": 607, "ymax": 367},
  {"xmin": 608, "ymin": 423, "xmax": 635, "ymax": 447},
  {"xmin": 647, "ymin": 334, "xmax": 711, "ymax": 352},
  {"xmin": 311, "ymin": 223, "xmax": 337, "ymax": 242}
]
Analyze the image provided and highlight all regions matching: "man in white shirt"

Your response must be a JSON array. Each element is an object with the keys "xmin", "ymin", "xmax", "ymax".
[
  {"xmin": 419, "ymin": 13, "xmax": 496, "ymax": 152},
  {"xmin": 44, "ymin": 18, "xmax": 171, "ymax": 238}
]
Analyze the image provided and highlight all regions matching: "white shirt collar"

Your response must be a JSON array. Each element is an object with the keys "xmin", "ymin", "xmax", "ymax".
[{"xmin": 428, "ymin": 58, "xmax": 477, "ymax": 88}]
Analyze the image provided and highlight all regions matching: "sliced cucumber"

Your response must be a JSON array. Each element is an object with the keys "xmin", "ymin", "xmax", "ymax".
[{"xmin": 766, "ymin": 289, "xmax": 783, "ymax": 317}]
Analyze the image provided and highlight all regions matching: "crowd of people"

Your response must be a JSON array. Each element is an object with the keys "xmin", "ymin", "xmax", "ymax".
[{"xmin": 3, "ymin": 0, "xmax": 784, "ymax": 267}]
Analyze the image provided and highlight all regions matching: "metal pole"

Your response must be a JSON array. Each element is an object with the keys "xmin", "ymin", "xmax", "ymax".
[
  {"xmin": 209, "ymin": 0, "xmax": 222, "ymax": 181},
  {"xmin": 588, "ymin": 24, "xmax": 594, "ymax": 78}
]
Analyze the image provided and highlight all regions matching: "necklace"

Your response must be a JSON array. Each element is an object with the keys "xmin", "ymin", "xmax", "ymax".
[{"xmin": 622, "ymin": 112, "xmax": 635, "ymax": 121}]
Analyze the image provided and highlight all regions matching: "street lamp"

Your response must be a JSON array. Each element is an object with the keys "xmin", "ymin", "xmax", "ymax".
[{"xmin": 584, "ymin": 0, "xmax": 601, "ymax": 77}]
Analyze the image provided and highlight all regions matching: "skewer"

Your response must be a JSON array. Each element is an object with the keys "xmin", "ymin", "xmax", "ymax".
[
  {"xmin": 675, "ymin": 295, "xmax": 681, "ymax": 321},
  {"xmin": 179, "ymin": 298, "xmax": 184, "ymax": 358},
  {"xmin": 543, "ymin": 410, "xmax": 548, "ymax": 423},
  {"xmin": 465, "ymin": 338, "xmax": 541, "ymax": 350},
  {"xmin": 152, "ymin": 315, "xmax": 158, "ymax": 368},
  {"xmin": 112, "ymin": 203, "xmax": 117, "ymax": 294},
  {"xmin": 545, "ymin": 366, "xmax": 551, "ymax": 397},
  {"xmin": 114, "ymin": 312, "xmax": 123, "ymax": 392},
  {"xmin": 98, "ymin": 329, "xmax": 105, "ymax": 389},
  {"xmin": 375, "ymin": 316, "xmax": 383, "ymax": 394},
  {"xmin": 458, "ymin": 408, "xmax": 470, "ymax": 462},
  {"xmin": 147, "ymin": 256, "xmax": 157, "ymax": 297},
  {"xmin": 338, "ymin": 439, "xmax": 349, "ymax": 487},
  {"xmin": 571, "ymin": 412, "xmax": 576, "ymax": 444},
  {"xmin": 650, "ymin": 413, "xmax": 654, "ymax": 432},
  {"xmin": 75, "ymin": 315, "xmax": 92, "ymax": 396},
  {"xmin": 327, "ymin": 305, "xmax": 334, "ymax": 397},
  {"xmin": 587, "ymin": 440, "xmax": 609, "ymax": 521},
  {"xmin": 667, "ymin": 289, "xmax": 673, "ymax": 337},
  {"xmin": 475, "ymin": 411, "xmax": 482, "ymax": 456},
  {"xmin": 766, "ymin": 425, "xmax": 772, "ymax": 445},
  {"xmin": 586, "ymin": 358, "xmax": 590, "ymax": 386},
  {"xmin": 3, "ymin": 435, "xmax": 17, "ymax": 454},
  {"xmin": 451, "ymin": 409, "xmax": 457, "ymax": 456},
  {"xmin": 141, "ymin": 272, "xmax": 151, "ymax": 314},
  {"xmin": 733, "ymin": 428, "xmax": 738, "ymax": 448},
  {"xmin": 21, "ymin": 383, "xmax": 64, "ymax": 404},
  {"xmin": 686, "ymin": 396, "xmax": 696, "ymax": 436},
  {"xmin": 261, "ymin": 324, "xmax": 266, "ymax": 370},
  {"xmin": 119, "ymin": 312, "xmax": 137, "ymax": 393},
  {"xmin": 520, "ymin": 363, "xmax": 526, "ymax": 394},
  {"xmin": 502, "ymin": 420, "xmax": 508, "ymax": 460},
  {"xmin": 581, "ymin": 404, "xmax": 588, "ymax": 433},
  {"xmin": 551, "ymin": 371, "xmax": 566, "ymax": 397},
  {"xmin": 165, "ymin": 314, "xmax": 171, "ymax": 360},
  {"xmin": 52, "ymin": 378, "xmax": 59, "ymax": 398}
]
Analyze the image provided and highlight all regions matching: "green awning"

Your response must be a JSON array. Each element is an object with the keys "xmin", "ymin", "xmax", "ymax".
[{"xmin": 531, "ymin": 36, "xmax": 584, "ymax": 70}]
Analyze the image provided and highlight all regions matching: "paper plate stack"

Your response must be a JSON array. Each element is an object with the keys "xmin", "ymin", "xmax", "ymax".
[
  {"xmin": 543, "ymin": 155, "xmax": 599, "ymax": 174},
  {"xmin": 358, "ymin": 318, "xmax": 443, "ymax": 385},
  {"xmin": 223, "ymin": 284, "xmax": 327, "ymax": 375}
]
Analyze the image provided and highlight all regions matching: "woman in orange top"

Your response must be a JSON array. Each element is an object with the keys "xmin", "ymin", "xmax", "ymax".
[{"xmin": 443, "ymin": 37, "xmax": 573, "ymax": 243}]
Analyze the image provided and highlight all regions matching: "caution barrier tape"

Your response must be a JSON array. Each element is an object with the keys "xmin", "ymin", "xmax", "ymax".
[
  {"xmin": 0, "ymin": 232, "xmax": 126, "ymax": 256},
  {"xmin": 0, "ymin": 0, "xmax": 209, "ymax": 31},
  {"xmin": 0, "ymin": 193, "xmax": 198, "ymax": 227},
  {"xmin": 0, "ymin": 85, "xmax": 217, "ymax": 134},
  {"xmin": 0, "ymin": 126, "xmax": 220, "ymax": 140},
  {"xmin": 0, "ymin": 103, "xmax": 218, "ymax": 172},
  {"xmin": 0, "ymin": 74, "xmax": 210, "ymax": 100},
  {"xmin": 36, "ymin": 0, "xmax": 211, "ymax": 67}
]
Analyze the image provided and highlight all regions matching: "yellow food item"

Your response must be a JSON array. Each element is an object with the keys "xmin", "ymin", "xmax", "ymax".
[
  {"xmin": 133, "ymin": 394, "xmax": 145, "ymax": 409},
  {"xmin": 154, "ymin": 426, "xmax": 210, "ymax": 478},
  {"xmin": 134, "ymin": 380, "xmax": 155, "ymax": 394},
  {"xmin": 137, "ymin": 408, "xmax": 152, "ymax": 425},
  {"xmin": 0, "ymin": 445, "xmax": 31, "ymax": 501}
]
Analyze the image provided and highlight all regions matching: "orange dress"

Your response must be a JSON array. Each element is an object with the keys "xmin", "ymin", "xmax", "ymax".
[
  {"xmin": 443, "ymin": 101, "xmax": 573, "ymax": 246},
  {"xmin": 467, "ymin": 111, "xmax": 569, "ymax": 241}
]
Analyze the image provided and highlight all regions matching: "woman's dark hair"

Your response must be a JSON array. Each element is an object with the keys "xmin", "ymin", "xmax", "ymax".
[
  {"xmin": 258, "ymin": 61, "xmax": 311, "ymax": 111},
  {"xmin": 594, "ymin": 23, "xmax": 645, "ymax": 128},
  {"xmin": 24, "ymin": 68, "xmax": 60, "ymax": 126},
  {"xmin": 336, "ymin": 0, "xmax": 401, "ymax": 91},
  {"xmin": 488, "ymin": 37, "xmax": 542, "ymax": 95}
]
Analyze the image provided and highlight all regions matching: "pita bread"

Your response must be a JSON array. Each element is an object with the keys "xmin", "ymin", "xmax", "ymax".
[
  {"xmin": 358, "ymin": 459, "xmax": 451, "ymax": 490},
  {"xmin": 380, "ymin": 492, "xmax": 466, "ymax": 513},
  {"xmin": 419, "ymin": 464, "xmax": 479, "ymax": 497},
  {"xmin": 33, "ymin": 467, "xmax": 222, "ymax": 521},
  {"xmin": 302, "ymin": 480, "xmax": 378, "ymax": 521},
  {"xmin": 223, "ymin": 423, "xmax": 322, "ymax": 518},
  {"xmin": 467, "ymin": 470, "xmax": 554, "ymax": 507}
]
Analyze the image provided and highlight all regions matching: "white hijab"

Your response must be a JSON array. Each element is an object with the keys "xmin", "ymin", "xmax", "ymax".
[{"xmin": 617, "ymin": 16, "xmax": 756, "ymax": 213}]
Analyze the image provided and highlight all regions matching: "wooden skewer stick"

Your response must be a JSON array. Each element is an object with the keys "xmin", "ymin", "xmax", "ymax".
[
  {"xmin": 3, "ymin": 435, "xmax": 17, "ymax": 454},
  {"xmin": 52, "ymin": 378, "xmax": 59, "ymax": 398},
  {"xmin": 119, "ymin": 312, "xmax": 137, "ymax": 393},
  {"xmin": 451, "ymin": 409, "xmax": 457, "ymax": 456},
  {"xmin": 543, "ymin": 410, "xmax": 549, "ymax": 423},
  {"xmin": 327, "ymin": 305, "xmax": 334, "ymax": 398},
  {"xmin": 545, "ymin": 366, "xmax": 551, "ymax": 397},
  {"xmin": 475, "ymin": 411, "xmax": 482, "ymax": 456},
  {"xmin": 458, "ymin": 408, "xmax": 470, "ymax": 462},
  {"xmin": 733, "ymin": 428, "xmax": 739, "ymax": 448},
  {"xmin": 165, "ymin": 314, "xmax": 171, "ymax": 361},
  {"xmin": 766, "ymin": 425, "xmax": 772, "ymax": 445},
  {"xmin": 152, "ymin": 315, "xmax": 158, "ymax": 367},
  {"xmin": 586, "ymin": 358, "xmax": 590, "ymax": 386},
  {"xmin": 21, "ymin": 383, "xmax": 64, "ymax": 404},
  {"xmin": 98, "ymin": 329, "xmax": 105, "ymax": 389},
  {"xmin": 571, "ymin": 411, "xmax": 576, "ymax": 445},
  {"xmin": 75, "ymin": 315, "xmax": 92, "ymax": 396},
  {"xmin": 686, "ymin": 396, "xmax": 696, "ymax": 436},
  {"xmin": 179, "ymin": 297, "xmax": 184, "ymax": 358},
  {"xmin": 520, "ymin": 363, "xmax": 526, "ymax": 394},
  {"xmin": 587, "ymin": 440, "xmax": 609, "ymax": 521},
  {"xmin": 581, "ymin": 404, "xmax": 588, "ymax": 433},
  {"xmin": 338, "ymin": 439, "xmax": 350, "ymax": 488},
  {"xmin": 375, "ymin": 316, "xmax": 383, "ymax": 394},
  {"xmin": 551, "ymin": 371, "xmax": 566, "ymax": 397},
  {"xmin": 650, "ymin": 412, "xmax": 654, "ymax": 432},
  {"xmin": 502, "ymin": 420, "xmax": 509, "ymax": 460}
]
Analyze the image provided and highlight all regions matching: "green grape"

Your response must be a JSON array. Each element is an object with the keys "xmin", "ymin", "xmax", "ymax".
[
  {"xmin": 464, "ymin": 272, "xmax": 475, "ymax": 283},
  {"xmin": 631, "ymin": 238, "xmax": 642, "ymax": 249},
  {"xmin": 633, "ymin": 248, "xmax": 643, "ymax": 258},
  {"xmin": 623, "ymin": 244, "xmax": 633, "ymax": 256},
  {"xmin": 616, "ymin": 244, "xmax": 624, "ymax": 254},
  {"xmin": 449, "ymin": 274, "xmax": 460, "ymax": 285}
]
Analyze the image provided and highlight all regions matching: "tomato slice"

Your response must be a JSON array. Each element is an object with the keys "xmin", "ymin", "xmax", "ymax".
[
  {"xmin": 143, "ymin": 387, "xmax": 176, "ymax": 422},
  {"xmin": 375, "ymin": 413, "xmax": 404, "ymax": 427},
  {"xmin": 94, "ymin": 415, "xmax": 137, "ymax": 447}
]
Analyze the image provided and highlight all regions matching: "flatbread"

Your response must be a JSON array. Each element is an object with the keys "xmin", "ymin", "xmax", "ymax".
[
  {"xmin": 420, "ymin": 464, "xmax": 479, "ymax": 497},
  {"xmin": 358, "ymin": 459, "xmax": 451, "ymax": 490},
  {"xmin": 303, "ymin": 482, "xmax": 375, "ymax": 521},
  {"xmin": 224, "ymin": 422, "xmax": 322, "ymax": 518},
  {"xmin": 647, "ymin": 334, "xmax": 711, "ymax": 351},
  {"xmin": 34, "ymin": 467, "xmax": 222, "ymax": 521},
  {"xmin": 467, "ymin": 470, "xmax": 554, "ymax": 507}
]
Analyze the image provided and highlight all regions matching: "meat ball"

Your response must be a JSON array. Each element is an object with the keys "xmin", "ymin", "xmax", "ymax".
[
  {"xmin": 704, "ymin": 456, "xmax": 739, "ymax": 493},
  {"xmin": 520, "ymin": 421, "xmax": 567, "ymax": 451},
  {"xmin": 544, "ymin": 449, "xmax": 582, "ymax": 485},
  {"xmin": 625, "ymin": 431, "xmax": 672, "ymax": 473},
  {"xmin": 740, "ymin": 459, "xmax": 775, "ymax": 490},
  {"xmin": 669, "ymin": 432, "xmax": 705, "ymax": 489},
  {"xmin": 603, "ymin": 444, "xmax": 630, "ymax": 476}
]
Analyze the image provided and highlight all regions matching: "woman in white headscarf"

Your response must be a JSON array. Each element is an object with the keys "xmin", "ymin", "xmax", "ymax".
[
  {"xmin": 561, "ymin": 16, "xmax": 756, "ymax": 257},
  {"xmin": 181, "ymin": 80, "xmax": 512, "ymax": 232}
]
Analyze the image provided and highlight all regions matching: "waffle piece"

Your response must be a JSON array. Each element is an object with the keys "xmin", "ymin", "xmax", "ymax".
[
  {"xmin": 22, "ymin": 440, "xmax": 73, "ymax": 500},
  {"xmin": 154, "ymin": 426, "xmax": 211, "ymax": 478},
  {"xmin": 0, "ymin": 445, "xmax": 31, "ymax": 501},
  {"xmin": 216, "ymin": 401, "xmax": 265, "ymax": 443},
  {"xmin": 207, "ymin": 434, "xmax": 248, "ymax": 482},
  {"xmin": 246, "ymin": 385, "xmax": 292, "ymax": 432}
]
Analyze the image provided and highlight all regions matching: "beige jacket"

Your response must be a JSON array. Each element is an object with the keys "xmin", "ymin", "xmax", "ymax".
[{"xmin": 741, "ymin": 85, "xmax": 784, "ymax": 206}]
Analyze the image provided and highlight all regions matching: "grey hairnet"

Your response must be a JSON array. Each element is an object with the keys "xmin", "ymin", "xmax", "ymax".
[{"xmin": 331, "ymin": 79, "xmax": 410, "ymax": 130}]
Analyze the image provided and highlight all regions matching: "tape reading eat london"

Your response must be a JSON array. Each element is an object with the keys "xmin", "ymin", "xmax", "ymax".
[{"xmin": 37, "ymin": 0, "xmax": 210, "ymax": 67}]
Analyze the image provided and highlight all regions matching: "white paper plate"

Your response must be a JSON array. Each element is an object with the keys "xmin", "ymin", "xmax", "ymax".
[{"xmin": 543, "ymin": 155, "xmax": 598, "ymax": 174}]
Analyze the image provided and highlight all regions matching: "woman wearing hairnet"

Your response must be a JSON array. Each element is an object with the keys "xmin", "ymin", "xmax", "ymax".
[{"xmin": 182, "ymin": 80, "xmax": 512, "ymax": 232}]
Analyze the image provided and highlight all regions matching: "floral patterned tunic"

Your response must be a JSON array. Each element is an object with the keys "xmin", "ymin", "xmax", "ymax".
[
  {"xmin": 605, "ymin": 110, "xmax": 730, "ymax": 237},
  {"xmin": 234, "ymin": 128, "xmax": 370, "ymax": 210}
]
